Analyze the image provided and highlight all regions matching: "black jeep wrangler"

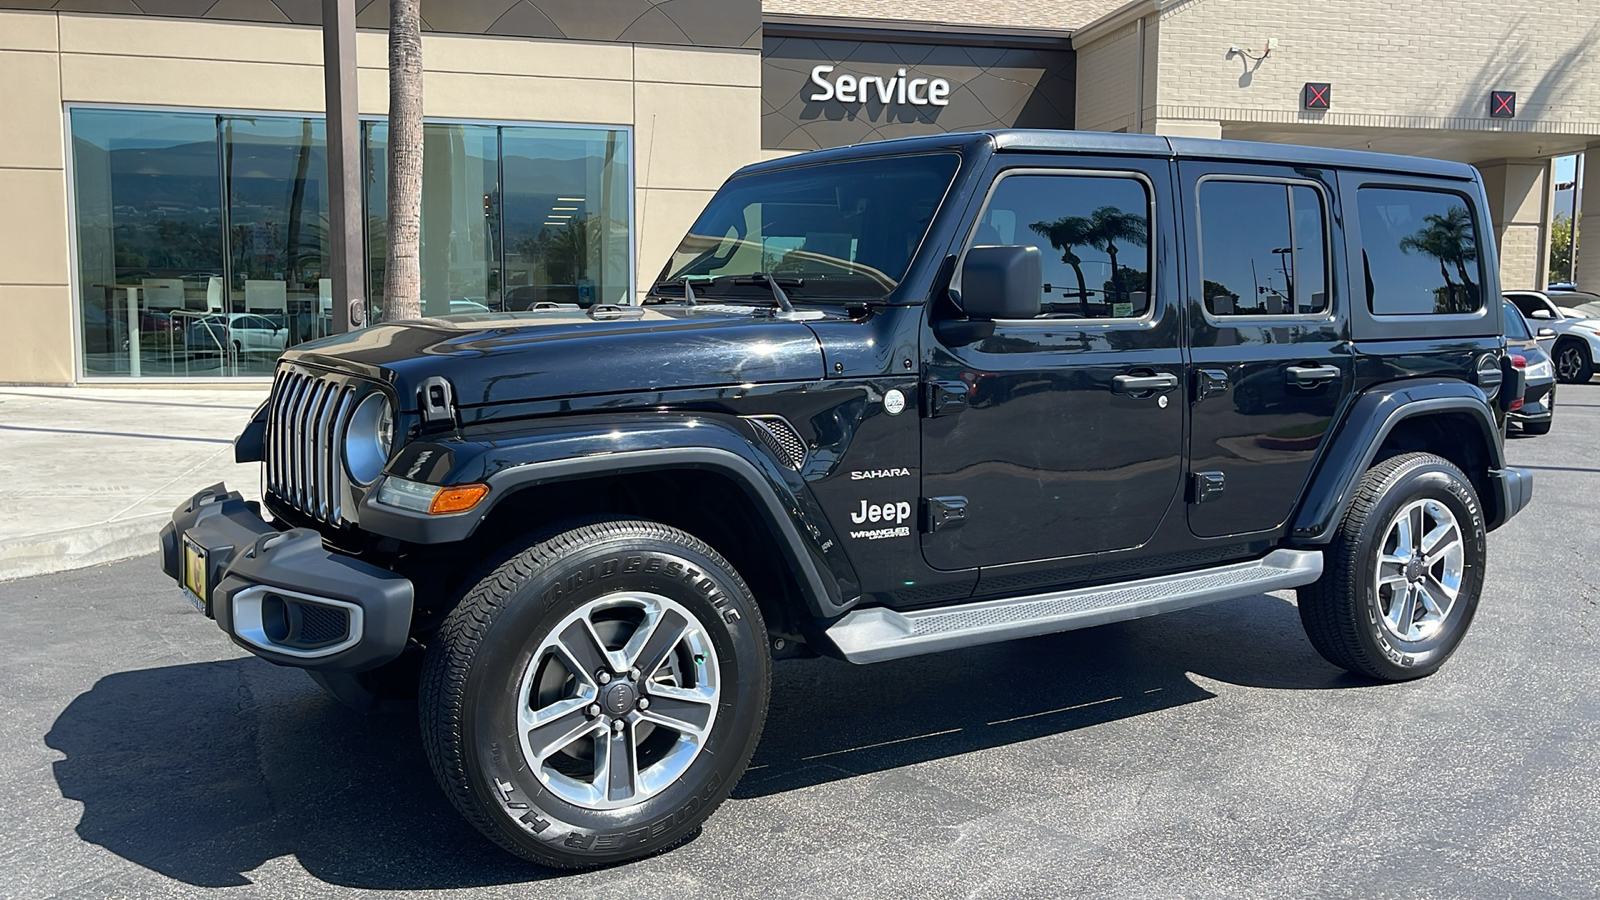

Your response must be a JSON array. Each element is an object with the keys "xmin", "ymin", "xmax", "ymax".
[{"xmin": 160, "ymin": 131, "xmax": 1532, "ymax": 868}]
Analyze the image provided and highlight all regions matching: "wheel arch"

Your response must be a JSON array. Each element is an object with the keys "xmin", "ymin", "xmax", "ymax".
[
  {"xmin": 362, "ymin": 416, "xmax": 859, "ymax": 625},
  {"xmin": 1290, "ymin": 379, "xmax": 1511, "ymax": 543}
]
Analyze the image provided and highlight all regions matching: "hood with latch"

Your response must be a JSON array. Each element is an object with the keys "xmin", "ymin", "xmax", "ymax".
[{"xmin": 280, "ymin": 305, "xmax": 829, "ymax": 411}]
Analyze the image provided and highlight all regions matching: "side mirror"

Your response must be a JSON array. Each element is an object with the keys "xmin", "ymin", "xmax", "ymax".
[
  {"xmin": 959, "ymin": 245, "xmax": 1042, "ymax": 320},
  {"xmin": 1529, "ymin": 308, "xmax": 1553, "ymax": 319},
  {"xmin": 1537, "ymin": 327, "xmax": 1556, "ymax": 339}
]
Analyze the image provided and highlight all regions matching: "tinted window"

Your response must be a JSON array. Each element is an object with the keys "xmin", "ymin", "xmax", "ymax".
[
  {"xmin": 664, "ymin": 153, "xmax": 960, "ymax": 300},
  {"xmin": 1198, "ymin": 180, "xmax": 1328, "ymax": 316},
  {"xmin": 1358, "ymin": 187, "xmax": 1483, "ymax": 315},
  {"xmin": 969, "ymin": 172, "xmax": 1152, "ymax": 319},
  {"xmin": 1507, "ymin": 294, "xmax": 1546, "ymax": 320},
  {"xmin": 1502, "ymin": 300, "xmax": 1531, "ymax": 340}
]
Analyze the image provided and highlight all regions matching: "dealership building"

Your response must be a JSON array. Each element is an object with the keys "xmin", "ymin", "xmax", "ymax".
[{"xmin": 1, "ymin": 0, "xmax": 1596, "ymax": 385}]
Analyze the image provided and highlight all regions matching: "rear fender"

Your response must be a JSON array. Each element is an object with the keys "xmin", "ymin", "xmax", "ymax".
[
  {"xmin": 357, "ymin": 414, "xmax": 859, "ymax": 617},
  {"xmin": 1290, "ymin": 378, "xmax": 1509, "ymax": 542}
]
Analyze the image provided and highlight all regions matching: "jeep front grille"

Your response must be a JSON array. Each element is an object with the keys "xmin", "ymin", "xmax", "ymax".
[{"xmin": 266, "ymin": 367, "xmax": 358, "ymax": 525}]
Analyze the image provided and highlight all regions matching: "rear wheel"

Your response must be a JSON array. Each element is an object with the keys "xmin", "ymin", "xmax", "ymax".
[
  {"xmin": 1298, "ymin": 452, "xmax": 1487, "ymax": 681},
  {"xmin": 1554, "ymin": 340, "xmax": 1593, "ymax": 384},
  {"xmin": 420, "ymin": 518, "xmax": 769, "ymax": 868}
]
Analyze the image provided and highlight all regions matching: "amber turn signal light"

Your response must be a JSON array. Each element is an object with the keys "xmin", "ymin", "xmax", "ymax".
[{"xmin": 428, "ymin": 483, "xmax": 489, "ymax": 515}]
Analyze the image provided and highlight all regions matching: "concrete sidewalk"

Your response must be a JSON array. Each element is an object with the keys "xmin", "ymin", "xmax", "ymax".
[{"xmin": 0, "ymin": 386, "xmax": 268, "ymax": 581}]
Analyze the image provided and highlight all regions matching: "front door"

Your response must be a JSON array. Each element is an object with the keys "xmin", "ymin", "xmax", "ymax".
[
  {"xmin": 1180, "ymin": 163, "xmax": 1354, "ymax": 537},
  {"xmin": 920, "ymin": 159, "xmax": 1186, "ymax": 571}
]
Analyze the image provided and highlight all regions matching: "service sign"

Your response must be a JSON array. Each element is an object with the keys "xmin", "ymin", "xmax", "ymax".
[
  {"xmin": 808, "ymin": 65, "xmax": 952, "ymax": 107},
  {"xmin": 762, "ymin": 35, "xmax": 1076, "ymax": 152}
]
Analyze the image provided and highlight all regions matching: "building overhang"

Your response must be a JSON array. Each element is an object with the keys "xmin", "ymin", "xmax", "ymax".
[{"xmin": 763, "ymin": 13, "xmax": 1073, "ymax": 49}]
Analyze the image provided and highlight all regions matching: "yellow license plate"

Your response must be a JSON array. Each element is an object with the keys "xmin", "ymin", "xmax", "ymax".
[{"xmin": 181, "ymin": 536, "xmax": 207, "ymax": 612}]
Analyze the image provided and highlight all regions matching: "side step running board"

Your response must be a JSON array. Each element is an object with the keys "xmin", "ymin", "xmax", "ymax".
[{"xmin": 826, "ymin": 548, "xmax": 1323, "ymax": 664}]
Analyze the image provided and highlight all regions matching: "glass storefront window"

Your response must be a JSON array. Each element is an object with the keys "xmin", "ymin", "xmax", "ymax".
[
  {"xmin": 501, "ymin": 127, "xmax": 631, "ymax": 309},
  {"xmin": 222, "ymin": 117, "xmax": 330, "ymax": 375},
  {"xmin": 70, "ymin": 109, "xmax": 633, "ymax": 379},
  {"xmin": 70, "ymin": 109, "xmax": 225, "ymax": 377}
]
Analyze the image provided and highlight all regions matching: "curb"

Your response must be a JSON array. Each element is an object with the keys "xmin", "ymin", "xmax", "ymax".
[{"xmin": 0, "ymin": 514, "xmax": 166, "ymax": 583}]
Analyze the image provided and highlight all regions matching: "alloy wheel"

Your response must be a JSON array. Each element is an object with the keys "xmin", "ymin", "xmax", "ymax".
[
  {"xmin": 515, "ymin": 592, "xmax": 720, "ymax": 811},
  {"xmin": 1556, "ymin": 345, "xmax": 1585, "ymax": 382},
  {"xmin": 1373, "ymin": 498, "xmax": 1465, "ymax": 642}
]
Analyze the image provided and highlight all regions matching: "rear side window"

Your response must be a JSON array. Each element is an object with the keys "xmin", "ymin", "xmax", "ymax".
[
  {"xmin": 971, "ymin": 172, "xmax": 1152, "ymax": 319},
  {"xmin": 1197, "ymin": 180, "xmax": 1329, "ymax": 317},
  {"xmin": 1358, "ymin": 187, "xmax": 1483, "ymax": 315}
]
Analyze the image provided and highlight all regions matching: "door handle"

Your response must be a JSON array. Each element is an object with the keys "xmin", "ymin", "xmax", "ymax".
[
  {"xmin": 1112, "ymin": 373, "xmax": 1179, "ymax": 394},
  {"xmin": 1285, "ymin": 365, "xmax": 1341, "ymax": 385}
]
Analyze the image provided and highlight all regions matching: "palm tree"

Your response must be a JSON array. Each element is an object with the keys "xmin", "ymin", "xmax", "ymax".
[
  {"xmin": 382, "ymin": 0, "xmax": 424, "ymax": 322},
  {"xmin": 1030, "ymin": 215, "xmax": 1095, "ymax": 316},
  {"xmin": 1088, "ymin": 206, "xmax": 1148, "ymax": 306}
]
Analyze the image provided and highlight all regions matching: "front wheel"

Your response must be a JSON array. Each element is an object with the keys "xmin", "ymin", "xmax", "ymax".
[
  {"xmin": 1297, "ymin": 452, "xmax": 1487, "ymax": 681},
  {"xmin": 420, "ymin": 519, "xmax": 770, "ymax": 868},
  {"xmin": 1554, "ymin": 340, "xmax": 1593, "ymax": 384}
]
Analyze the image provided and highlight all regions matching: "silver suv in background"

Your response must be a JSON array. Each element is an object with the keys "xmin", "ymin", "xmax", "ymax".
[{"xmin": 1508, "ymin": 289, "xmax": 1600, "ymax": 384}]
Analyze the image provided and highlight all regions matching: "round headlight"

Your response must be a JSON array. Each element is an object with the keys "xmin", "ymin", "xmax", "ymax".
[{"xmin": 345, "ymin": 392, "xmax": 395, "ymax": 485}]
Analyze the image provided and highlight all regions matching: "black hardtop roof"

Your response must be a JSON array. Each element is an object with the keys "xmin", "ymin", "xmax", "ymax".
[{"xmin": 734, "ymin": 129, "xmax": 1479, "ymax": 182}]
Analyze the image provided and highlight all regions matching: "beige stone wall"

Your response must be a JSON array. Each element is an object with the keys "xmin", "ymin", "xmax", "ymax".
[
  {"xmin": 1152, "ymin": 0, "xmax": 1600, "ymax": 137},
  {"xmin": 1074, "ymin": 19, "xmax": 1145, "ymax": 134},
  {"xmin": 0, "ymin": 11, "xmax": 73, "ymax": 384},
  {"xmin": 1478, "ymin": 160, "xmax": 1552, "ymax": 292},
  {"xmin": 0, "ymin": 10, "xmax": 760, "ymax": 383}
]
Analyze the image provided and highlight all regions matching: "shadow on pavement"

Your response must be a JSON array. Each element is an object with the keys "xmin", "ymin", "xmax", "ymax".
[
  {"xmin": 47, "ymin": 591, "xmax": 1362, "ymax": 889},
  {"xmin": 46, "ymin": 660, "xmax": 558, "ymax": 889}
]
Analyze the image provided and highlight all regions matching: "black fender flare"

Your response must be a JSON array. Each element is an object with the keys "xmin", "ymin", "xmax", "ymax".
[
  {"xmin": 1289, "ymin": 378, "xmax": 1517, "ymax": 543},
  {"xmin": 357, "ymin": 414, "xmax": 859, "ymax": 618}
]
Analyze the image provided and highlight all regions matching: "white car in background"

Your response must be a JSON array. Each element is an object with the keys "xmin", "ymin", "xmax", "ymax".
[
  {"xmin": 1506, "ymin": 289, "xmax": 1600, "ymax": 384},
  {"xmin": 185, "ymin": 313, "xmax": 287, "ymax": 358}
]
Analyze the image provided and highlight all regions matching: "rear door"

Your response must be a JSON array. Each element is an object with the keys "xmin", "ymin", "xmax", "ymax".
[
  {"xmin": 920, "ymin": 156, "xmax": 1186, "ymax": 570},
  {"xmin": 1179, "ymin": 162, "xmax": 1354, "ymax": 537}
]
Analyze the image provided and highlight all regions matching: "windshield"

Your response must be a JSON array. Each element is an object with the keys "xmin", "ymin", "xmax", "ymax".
[
  {"xmin": 1551, "ymin": 290, "xmax": 1600, "ymax": 319},
  {"xmin": 1503, "ymin": 300, "xmax": 1531, "ymax": 340},
  {"xmin": 660, "ymin": 153, "xmax": 961, "ymax": 301}
]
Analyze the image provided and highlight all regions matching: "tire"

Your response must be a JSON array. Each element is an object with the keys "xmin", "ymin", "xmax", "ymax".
[
  {"xmin": 1554, "ymin": 340, "xmax": 1593, "ymax": 384},
  {"xmin": 1297, "ymin": 452, "xmax": 1487, "ymax": 681},
  {"xmin": 420, "ymin": 518, "xmax": 770, "ymax": 868}
]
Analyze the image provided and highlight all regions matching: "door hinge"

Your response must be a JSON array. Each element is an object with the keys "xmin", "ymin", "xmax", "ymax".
[
  {"xmin": 1191, "ymin": 471, "xmax": 1226, "ymax": 504},
  {"xmin": 922, "ymin": 495, "xmax": 968, "ymax": 532},
  {"xmin": 1196, "ymin": 368, "xmax": 1230, "ymax": 402},
  {"xmin": 923, "ymin": 381, "xmax": 970, "ymax": 417}
]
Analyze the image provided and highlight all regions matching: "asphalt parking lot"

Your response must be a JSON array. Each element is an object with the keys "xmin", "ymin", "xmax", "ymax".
[{"xmin": 2, "ymin": 385, "xmax": 1597, "ymax": 900}]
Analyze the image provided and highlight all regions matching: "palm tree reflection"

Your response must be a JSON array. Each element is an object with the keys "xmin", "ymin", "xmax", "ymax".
[
  {"xmin": 1398, "ymin": 205, "xmax": 1479, "ymax": 313},
  {"xmin": 1030, "ymin": 206, "xmax": 1149, "ymax": 317}
]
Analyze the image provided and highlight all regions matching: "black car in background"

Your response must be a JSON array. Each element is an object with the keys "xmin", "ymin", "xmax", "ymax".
[{"xmin": 1504, "ymin": 298, "xmax": 1555, "ymax": 435}]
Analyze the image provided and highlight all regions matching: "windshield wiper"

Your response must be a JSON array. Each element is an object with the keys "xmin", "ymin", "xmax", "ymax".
[
  {"xmin": 646, "ymin": 274, "xmax": 713, "ymax": 304},
  {"xmin": 730, "ymin": 274, "xmax": 823, "ymax": 321}
]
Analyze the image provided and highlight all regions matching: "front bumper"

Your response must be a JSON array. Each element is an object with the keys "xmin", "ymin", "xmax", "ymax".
[{"xmin": 158, "ymin": 484, "xmax": 414, "ymax": 672}]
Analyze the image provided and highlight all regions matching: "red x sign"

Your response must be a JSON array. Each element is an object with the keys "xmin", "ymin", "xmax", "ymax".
[
  {"xmin": 1302, "ymin": 82, "xmax": 1331, "ymax": 110},
  {"xmin": 1489, "ymin": 91, "xmax": 1516, "ymax": 118}
]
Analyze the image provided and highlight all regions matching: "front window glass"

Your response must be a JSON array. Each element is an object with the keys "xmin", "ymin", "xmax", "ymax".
[
  {"xmin": 969, "ymin": 172, "xmax": 1152, "ymax": 319},
  {"xmin": 663, "ymin": 153, "xmax": 960, "ymax": 300},
  {"xmin": 1358, "ymin": 187, "xmax": 1483, "ymax": 315},
  {"xmin": 1199, "ymin": 180, "xmax": 1328, "ymax": 317}
]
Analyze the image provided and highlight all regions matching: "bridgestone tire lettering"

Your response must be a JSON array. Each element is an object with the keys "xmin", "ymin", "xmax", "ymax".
[
  {"xmin": 1297, "ymin": 452, "xmax": 1487, "ymax": 682},
  {"xmin": 419, "ymin": 518, "xmax": 771, "ymax": 869}
]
